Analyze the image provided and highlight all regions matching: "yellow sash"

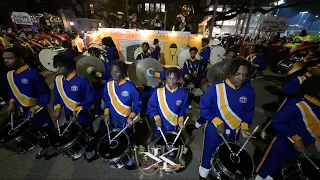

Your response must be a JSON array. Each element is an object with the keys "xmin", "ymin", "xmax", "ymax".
[
  {"xmin": 55, "ymin": 75, "xmax": 80, "ymax": 111},
  {"xmin": 296, "ymin": 101, "xmax": 320, "ymax": 139},
  {"xmin": 107, "ymin": 81, "xmax": 131, "ymax": 117},
  {"xmin": 157, "ymin": 87, "xmax": 178, "ymax": 126}
]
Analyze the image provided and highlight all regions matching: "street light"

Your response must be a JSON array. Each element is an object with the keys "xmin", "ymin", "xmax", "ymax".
[{"xmin": 298, "ymin": 11, "xmax": 309, "ymax": 29}]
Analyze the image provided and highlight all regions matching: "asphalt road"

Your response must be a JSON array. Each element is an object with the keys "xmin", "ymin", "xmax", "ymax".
[{"xmin": 0, "ymin": 74, "xmax": 280, "ymax": 180}]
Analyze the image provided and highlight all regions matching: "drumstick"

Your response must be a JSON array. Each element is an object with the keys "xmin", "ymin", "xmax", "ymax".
[
  {"xmin": 287, "ymin": 137, "xmax": 320, "ymax": 172},
  {"xmin": 106, "ymin": 122, "xmax": 111, "ymax": 144},
  {"xmin": 158, "ymin": 127, "xmax": 170, "ymax": 150},
  {"xmin": 110, "ymin": 116, "xmax": 139, "ymax": 143},
  {"xmin": 213, "ymin": 122, "xmax": 235, "ymax": 155},
  {"xmin": 15, "ymin": 107, "xmax": 44, "ymax": 129},
  {"xmin": 10, "ymin": 113, "xmax": 14, "ymax": 130},
  {"xmin": 61, "ymin": 107, "xmax": 83, "ymax": 136},
  {"xmin": 56, "ymin": 120, "xmax": 61, "ymax": 136},
  {"xmin": 235, "ymin": 125, "xmax": 259, "ymax": 156},
  {"xmin": 172, "ymin": 117, "xmax": 189, "ymax": 147}
]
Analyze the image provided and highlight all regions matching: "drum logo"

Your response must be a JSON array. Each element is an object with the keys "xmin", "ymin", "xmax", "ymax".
[
  {"xmin": 71, "ymin": 85, "xmax": 78, "ymax": 92},
  {"xmin": 21, "ymin": 78, "xmax": 28, "ymax": 84},
  {"xmin": 121, "ymin": 91, "xmax": 129, "ymax": 97},
  {"xmin": 239, "ymin": 96, "xmax": 247, "ymax": 103},
  {"xmin": 176, "ymin": 100, "xmax": 182, "ymax": 106}
]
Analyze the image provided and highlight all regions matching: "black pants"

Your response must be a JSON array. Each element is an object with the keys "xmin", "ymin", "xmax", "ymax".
[
  {"xmin": 30, "ymin": 121, "xmax": 55, "ymax": 149},
  {"xmin": 79, "ymin": 124, "xmax": 97, "ymax": 152}
]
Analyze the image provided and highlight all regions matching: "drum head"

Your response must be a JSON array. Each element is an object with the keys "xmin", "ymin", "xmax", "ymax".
[
  {"xmin": 98, "ymin": 131, "xmax": 129, "ymax": 159},
  {"xmin": 216, "ymin": 142, "xmax": 254, "ymax": 178},
  {"xmin": 210, "ymin": 46, "xmax": 226, "ymax": 65},
  {"xmin": 39, "ymin": 49, "xmax": 58, "ymax": 72},
  {"xmin": 134, "ymin": 47, "xmax": 152, "ymax": 60},
  {"xmin": 299, "ymin": 155, "xmax": 320, "ymax": 180},
  {"xmin": 49, "ymin": 123, "xmax": 81, "ymax": 149},
  {"xmin": 177, "ymin": 47, "xmax": 201, "ymax": 68},
  {"xmin": 192, "ymin": 88, "xmax": 203, "ymax": 96},
  {"xmin": 0, "ymin": 120, "xmax": 30, "ymax": 144}
]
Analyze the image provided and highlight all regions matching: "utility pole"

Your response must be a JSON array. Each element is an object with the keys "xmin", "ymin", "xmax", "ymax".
[
  {"xmin": 209, "ymin": 0, "xmax": 219, "ymax": 38},
  {"xmin": 244, "ymin": 0, "xmax": 254, "ymax": 38}
]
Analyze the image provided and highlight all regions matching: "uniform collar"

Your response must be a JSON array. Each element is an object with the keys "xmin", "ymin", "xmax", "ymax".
[
  {"xmin": 66, "ymin": 71, "xmax": 76, "ymax": 81},
  {"xmin": 155, "ymin": 44, "xmax": 159, "ymax": 47},
  {"xmin": 305, "ymin": 72, "xmax": 312, "ymax": 77},
  {"xmin": 304, "ymin": 95, "xmax": 320, "ymax": 107},
  {"xmin": 225, "ymin": 78, "xmax": 241, "ymax": 90},
  {"xmin": 201, "ymin": 45, "xmax": 209, "ymax": 50},
  {"xmin": 190, "ymin": 57, "xmax": 196, "ymax": 62},
  {"xmin": 16, "ymin": 65, "xmax": 29, "ymax": 74},
  {"xmin": 115, "ymin": 79, "xmax": 126, "ymax": 86},
  {"xmin": 165, "ymin": 84, "xmax": 178, "ymax": 93}
]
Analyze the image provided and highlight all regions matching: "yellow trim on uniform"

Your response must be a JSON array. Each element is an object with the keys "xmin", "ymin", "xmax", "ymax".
[
  {"xmin": 155, "ymin": 72, "xmax": 160, "ymax": 78},
  {"xmin": 305, "ymin": 72, "xmax": 312, "ymax": 78},
  {"xmin": 225, "ymin": 79, "xmax": 239, "ymax": 90},
  {"xmin": 7, "ymin": 71, "xmax": 37, "ymax": 107},
  {"xmin": 241, "ymin": 122, "xmax": 249, "ymax": 130},
  {"xmin": 165, "ymin": 84, "xmax": 178, "ymax": 93},
  {"xmin": 297, "ymin": 76, "xmax": 307, "ymax": 84},
  {"xmin": 305, "ymin": 95, "xmax": 320, "ymax": 107},
  {"xmin": 256, "ymin": 137, "xmax": 278, "ymax": 172},
  {"xmin": 95, "ymin": 72, "xmax": 102, "ymax": 78},
  {"xmin": 56, "ymin": 75, "xmax": 79, "ymax": 111},
  {"xmin": 154, "ymin": 115, "xmax": 160, "ymax": 121},
  {"xmin": 158, "ymin": 87, "xmax": 178, "ymax": 125},
  {"xmin": 107, "ymin": 81, "xmax": 131, "ymax": 117},
  {"xmin": 9, "ymin": 98, "xmax": 15, "ymax": 103},
  {"xmin": 129, "ymin": 112, "xmax": 136, "ymax": 119},
  {"xmin": 66, "ymin": 71, "xmax": 76, "ymax": 81},
  {"xmin": 212, "ymin": 117, "xmax": 224, "ymax": 126},
  {"xmin": 75, "ymin": 106, "xmax": 82, "ymax": 111},
  {"xmin": 291, "ymin": 135, "xmax": 302, "ymax": 142},
  {"xmin": 115, "ymin": 79, "xmax": 126, "ymax": 86},
  {"xmin": 35, "ymin": 105, "xmax": 42, "ymax": 110},
  {"xmin": 54, "ymin": 104, "xmax": 61, "ymax": 110},
  {"xmin": 200, "ymin": 121, "xmax": 208, "ymax": 165},
  {"xmin": 190, "ymin": 58, "xmax": 196, "ymax": 62},
  {"xmin": 296, "ymin": 101, "xmax": 320, "ymax": 139},
  {"xmin": 16, "ymin": 65, "xmax": 29, "ymax": 74},
  {"xmin": 104, "ymin": 108, "xmax": 110, "ymax": 115},
  {"xmin": 217, "ymin": 83, "xmax": 242, "ymax": 129},
  {"xmin": 178, "ymin": 116, "xmax": 184, "ymax": 123}
]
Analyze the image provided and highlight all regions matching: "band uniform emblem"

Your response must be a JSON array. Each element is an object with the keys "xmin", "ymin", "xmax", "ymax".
[
  {"xmin": 239, "ymin": 96, "xmax": 247, "ymax": 104},
  {"xmin": 21, "ymin": 78, "xmax": 28, "ymax": 84},
  {"xmin": 71, "ymin": 85, "xmax": 78, "ymax": 92}
]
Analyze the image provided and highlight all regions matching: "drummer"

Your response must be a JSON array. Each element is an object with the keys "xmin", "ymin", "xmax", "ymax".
[
  {"xmin": 246, "ymin": 45, "xmax": 266, "ymax": 78},
  {"xmin": 102, "ymin": 37, "xmax": 119, "ymax": 63},
  {"xmin": 199, "ymin": 58, "xmax": 255, "ymax": 180},
  {"xmin": 255, "ymin": 76, "xmax": 320, "ymax": 180},
  {"xmin": 136, "ymin": 42, "xmax": 151, "ymax": 60},
  {"xmin": 3, "ymin": 47, "xmax": 56, "ymax": 160},
  {"xmin": 147, "ymin": 67, "xmax": 189, "ymax": 145},
  {"xmin": 52, "ymin": 54, "xmax": 98, "ymax": 162},
  {"xmin": 151, "ymin": 38, "xmax": 161, "ymax": 61}
]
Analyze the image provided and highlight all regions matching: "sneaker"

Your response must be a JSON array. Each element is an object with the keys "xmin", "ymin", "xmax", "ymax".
[
  {"xmin": 189, "ymin": 105, "xmax": 192, "ymax": 109},
  {"xmin": 72, "ymin": 151, "xmax": 85, "ymax": 161}
]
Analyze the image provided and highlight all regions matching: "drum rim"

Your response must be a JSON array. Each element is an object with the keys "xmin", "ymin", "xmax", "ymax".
[
  {"xmin": 0, "ymin": 120, "xmax": 32, "ymax": 146},
  {"xmin": 213, "ymin": 141, "xmax": 255, "ymax": 179},
  {"xmin": 49, "ymin": 122, "xmax": 82, "ymax": 150},
  {"xmin": 155, "ymin": 131, "xmax": 186, "ymax": 146},
  {"xmin": 97, "ymin": 130, "xmax": 131, "ymax": 161}
]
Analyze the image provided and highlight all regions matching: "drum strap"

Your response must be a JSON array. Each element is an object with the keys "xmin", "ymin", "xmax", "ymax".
[
  {"xmin": 7, "ymin": 71, "xmax": 37, "ymax": 107},
  {"xmin": 186, "ymin": 59, "xmax": 200, "ymax": 78}
]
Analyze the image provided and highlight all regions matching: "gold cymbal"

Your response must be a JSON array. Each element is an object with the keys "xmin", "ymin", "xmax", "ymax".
[
  {"xmin": 128, "ymin": 61, "xmax": 143, "ymax": 88},
  {"xmin": 75, "ymin": 55, "xmax": 86, "ymax": 62},
  {"xmin": 207, "ymin": 60, "xmax": 230, "ymax": 84},
  {"xmin": 76, "ymin": 56, "xmax": 106, "ymax": 83},
  {"xmin": 136, "ymin": 58, "xmax": 164, "ymax": 87},
  {"xmin": 287, "ymin": 61, "xmax": 304, "ymax": 75}
]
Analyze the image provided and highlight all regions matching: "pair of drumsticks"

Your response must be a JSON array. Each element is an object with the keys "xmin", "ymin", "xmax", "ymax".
[{"xmin": 56, "ymin": 107, "xmax": 82, "ymax": 137}]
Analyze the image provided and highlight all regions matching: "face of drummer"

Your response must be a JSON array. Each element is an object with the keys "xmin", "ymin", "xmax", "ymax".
[
  {"xmin": 3, "ymin": 52, "xmax": 24, "ymax": 69},
  {"xmin": 166, "ymin": 73, "xmax": 179, "ymax": 89},
  {"xmin": 142, "ymin": 44, "xmax": 149, "ymax": 53},
  {"xmin": 229, "ymin": 65, "xmax": 248, "ymax": 88},
  {"xmin": 111, "ymin": 65, "xmax": 123, "ymax": 83},
  {"xmin": 190, "ymin": 50, "xmax": 197, "ymax": 59}
]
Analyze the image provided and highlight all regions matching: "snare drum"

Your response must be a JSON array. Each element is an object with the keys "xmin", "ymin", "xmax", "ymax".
[
  {"xmin": 49, "ymin": 122, "xmax": 88, "ymax": 158},
  {"xmin": 0, "ymin": 120, "xmax": 40, "ymax": 153},
  {"xmin": 98, "ymin": 130, "xmax": 133, "ymax": 169},
  {"xmin": 155, "ymin": 132, "xmax": 187, "ymax": 172},
  {"xmin": 211, "ymin": 142, "xmax": 255, "ymax": 180}
]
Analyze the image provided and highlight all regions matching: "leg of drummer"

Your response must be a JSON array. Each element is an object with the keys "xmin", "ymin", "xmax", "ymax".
[
  {"xmin": 93, "ymin": 86, "xmax": 103, "ymax": 118},
  {"xmin": 199, "ymin": 122, "xmax": 223, "ymax": 180},
  {"xmin": 255, "ymin": 136, "xmax": 295, "ymax": 179}
]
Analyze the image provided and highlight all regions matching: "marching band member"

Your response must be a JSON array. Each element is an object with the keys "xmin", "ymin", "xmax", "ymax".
[
  {"xmin": 102, "ymin": 37, "xmax": 119, "ymax": 62},
  {"xmin": 151, "ymin": 38, "xmax": 161, "ymax": 61},
  {"xmin": 246, "ymin": 45, "xmax": 266, "ymax": 78},
  {"xmin": 199, "ymin": 38, "xmax": 211, "ymax": 73},
  {"xmin": 255, "ymin": 76, "xmax": 320, "ymax": 180},
  {"xmin": 3, "ymin": 47, "xmax": 56, "ymax": 160},
  {"xmin": 62, "ymin": 40, "xmax": 78, "ymax": 58},
  {"xmin": 148, "ymin": 67, "xmax": 189, "ymax": 143},
  {"xmin": 136, "ymin": 42, "xmax": 151, "ymax": 60},
  {"xmin": 199, "ymin": 59, "xmax": 255, "ymax": 180},
  {"xmin": 52, "ymin": 54, "xmax": 98, "ymax": 162}
]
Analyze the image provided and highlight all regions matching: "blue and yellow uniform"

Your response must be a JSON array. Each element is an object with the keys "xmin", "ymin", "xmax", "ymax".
[
  {"xmin": 255, "ymin": 95, "xmax": 320, "ymax": 178},
  {"xmin": 53, "ymin": 72, "xmax": 94, "ymax": 127},
  {"xmin": 199, "ymin": 79, "xmax": 255, "ymax": 178},
  {"xmin": 182, "ymin": 58, "xmax": 203, "ymax": 87},
  {"xmin": 103, "ymin": 79, "xmax": 141, "ymax": 134},
  {"xmin": 136, "ymin": 52, "xmax": 151, "ymax": 61},
  {"xmin": 147, "ymin": 84, "xmax": 189, "ymax": 137},
  {"xmin": 7, "ymin": 65, "xmax": 52, "ymax": 128},
  {"xmin": 64, "ymin": 48, "xmax": 78, "ymax": 58},
  {"xmin": 246, "ymin": 54, "xmax": 267, "ymax": 72},
  {"xmin": 199, "ymin": 46, "xmax": 210, "ymax": 72},
  {"xmin": 283, "ymin": 72, "xmax": 312, "ymax": 98},
  {"xmin": 152, "ymin": 45, "xmax": 161, "ymax": 61},
  {"xmin": 106, "ymin": 46, "xmax": 119, "ymax": 62}
]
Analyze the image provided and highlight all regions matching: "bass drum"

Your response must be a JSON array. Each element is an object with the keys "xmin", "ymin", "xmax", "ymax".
[
  {"xmin": 211, "ymin": 142, "xmax": 255, "ymax": 180},
  {"xmin": 39, "ymin": 47, "xmax": 65, "ymax": 72},
  {"xmin": 134, "ymin": 47, "xmax": 152, "ymax": 60},
  {"xmin": 177, "ymin": 46, "xmax": 201, "ymax": 68},
  {"xmin": 98, "ymin": 130, "xmax": 132, "ymax": 169},
  {"xmin": 210, "ymin": 45, "xmax": 226, "ymax": 65}
]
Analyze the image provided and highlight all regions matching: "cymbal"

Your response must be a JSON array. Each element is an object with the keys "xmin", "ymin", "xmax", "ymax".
[
  {"xmin": 75, "ymin": 55, "xmax": 86, "ymax": 62},
  {"xmin": 287, "ymin": 61, "xmax": 304, "ymax": 75},
  {"xmin": 136, "ymin": 58, "xmax": 163, "ymax": 87},
  {"xmin": 76, "ymin": 56, "xmax": 106, "ymax": 83},
  {"xmin": 207, "ymin": 60, "xmax": 230, "ymax": 84},
  {"xmin": 128, "ymin": 61, "xmax": 143, "ymax": 88}
]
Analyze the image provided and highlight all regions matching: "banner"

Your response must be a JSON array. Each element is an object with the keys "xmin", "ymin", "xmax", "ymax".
[
  {"xmin": 259, "ymin": 16, "xmax": 289, "ymax": 33},
  {"xmin": 12, "ymin": 12, "xmax": 33, "ymax": 25}
]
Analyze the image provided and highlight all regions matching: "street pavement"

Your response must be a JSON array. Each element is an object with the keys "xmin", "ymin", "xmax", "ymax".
[{"xmin": 0, "ymin": 71, "xmax": 281, "ymax": 180}]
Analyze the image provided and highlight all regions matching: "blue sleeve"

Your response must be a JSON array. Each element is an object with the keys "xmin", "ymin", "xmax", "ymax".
[
  {"xmin": 34, "ymin": 73, "xmax": 51, "ymax": 107},
  {"xmin": 103, "ymin": 83, "xmax": 111, "ymax": 110},
  {"xmin": 79, "ymin": 78, "xmax": 94, "ymax": 110},
  {"xmin": 152, "ymin": 46, "xmax": 161, "ymax": 59},
  {"xmin": 283, "ymin": 78, "xmax": 300, "ymax": 97},
  {"xmin": 200, "ymin": 48, "xmax": 210, "ymax": 64},
  {"xmin": 272, "ymin": 103, "xmax": 298, "ymax": 138},
  {"xmin": 178, "ymin": 91, "xmax": 189, "ymax": 118},
  {"xmin": 181, "ymin": 62, "xmax": 189, "ymax": 78},
  {"xmin": 101, "ymin": 61, "xmax": 111, "ymax": 80},
  {"xmin": 107, "ymin": 47, "xmax": 118, "ymax": 61},
  {"xmin": 241, "ymin": 88, "xmax": 255, "ymax": 126},
  {"xmin": 147, "ymin": 89, "xmax": 160, "ymax": 120},
  {"xmin": 53, "ymin": 77, "xmax": 62, "ymax": 107},
  {"xmin": 200, "ymin": 85, "xmax": 219, "ymax": 122},
  {"xmin": 254, "ymin": 56, "xmax": 267, "ymax": 71},
  {"xmin": 130, "ymin": 85, "xmax": 141, "ymax": 115}
]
